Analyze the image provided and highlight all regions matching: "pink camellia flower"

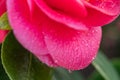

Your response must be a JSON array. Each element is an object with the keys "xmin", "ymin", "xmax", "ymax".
[
  {"xmin": 0, "ymin": 0, "xmax": 8, "ymax": 43},
  {"xmin": 7, "ymin": 0, "xmax": 120, "ymax": 70}
]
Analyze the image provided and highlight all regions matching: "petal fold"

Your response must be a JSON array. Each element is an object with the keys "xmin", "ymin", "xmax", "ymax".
[
  {"xmin": 34, "ymin": 0, "xmax": 120, "ymax": 29},
  {"xmin": 7, "ymin": 0, "xmax": 49, "ymax": 55},
  {"xmin": 42, "ymin": 24, "xmax": 102, "ymax": 70},
  {"xmin": 0, "ymin": 30, "xmax": 8, "ymax": 43}
]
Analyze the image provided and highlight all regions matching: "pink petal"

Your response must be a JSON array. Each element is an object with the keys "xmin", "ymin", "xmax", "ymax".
[
  {"xmin": 34, "ymin": 0, "xmax": 88, "ymax": 30},
  {"xmin": 43, "ymin": 25, "xmax": 101, "ymax": 70},
  {"xmin": 0, "ymin": 0, "xmax": 8, "ymax": 43},
  {"xmin": 0, "ymin": 0, "xmax": 6, "ymax": 16},
  {"xmin": 7, "ymin": 0, "xmax": 49, "ymax": 55},
  {"xmin": 7, "ymin": 0, "xmax": 102, "ymax": 70},
  {"xmin": 0, "ymin": 30, "xmax": 8, "ymax": 43},
  {"xmin": 7, "ymin": 0, "xmax": 58, "ymax": 67},
  {"xmin": 82, "ymin": 0, "xmax": 120, "ymax": 27},
  {"xmin": 83, "ymin": 0, "xmax": 120, "ymax": 15},
  {"xmin": 44, "ymin": 0, "xmax": 88, "ymax": 17},
  {"xmin": 34, "ymin": 0, "xmax": 120, "ymax": 29}
]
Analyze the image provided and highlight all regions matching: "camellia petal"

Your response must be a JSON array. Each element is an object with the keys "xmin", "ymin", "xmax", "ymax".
[
  {"xmin": 34, "ymin": 0, "xmax": 120, "ymax": 29},
  {"xmin": 7, "ymin": 0, "xmax": 58, "ymax": 67},
  {"xmin": 0, "ymin": 30, "xmax": 8, "ymax": 43},
  {"xmin": 44, "ymin": 0, "xmax": 88, "ymax": 17},
  {"xmin": 0, "ymin": 0, "xmax": 8, "ymax": 43},
  {"xmin": 83, "ymin": 0, "xmax": 120, "ymax": 15},
  {"xmin": 34, "ymin": 0, "xmax": 88, "ymax": 30},
  {"xmin": 42, "ymin": 24, "xmax": 101, "ymax": 70},
  {"xmin": 82, "ymin": 0, "xmax": 120, "ymax": 27},
  {"xmin": 7, "ymin": 0, "xmax": 49, "ymax": 56},
  {"xmin": 0, "ymin": 0, "xmax": 6, "ymax": 16},
  {"xmin": 7, "ymin": 0, "xmax": 102, "ymax": 70}
]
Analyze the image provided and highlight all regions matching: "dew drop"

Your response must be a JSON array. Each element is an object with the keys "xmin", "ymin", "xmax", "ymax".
[
  {"xmin": 92, "ymin": 57, "xmax": 95, "ymax": 60},
  {"xmin": 25, "ymin": 27, "xmax": 29, "ymax": 30},
  {"xmin": 85, "ymin": 43, "xmax": 89, "ymax": 47},
  {"xmin": 77, "ymin": 31, "xmax": 80, "ymax": 34},
  {"xmin": 81, "ymin": 40, "xmax": 85, "ymax": 45},
  {"xmin": 75, "ymin": 47, "xmax": 79, "ymax": 52},
  {"xmin": 55, "ymin": 60, "xmax": 58, "ymax": 63},
  {"xmin": 92, "ymin": 30, "xmax": 95, "ymax": 33},
  {"xmin": 68, "ymin": 70, "xmax": 72, "ymax": 73}
]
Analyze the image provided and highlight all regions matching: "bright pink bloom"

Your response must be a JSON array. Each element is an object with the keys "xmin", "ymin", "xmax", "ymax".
[
  {"xmin": 0, "ymin": 0, "xmax": 8, "ymax": 43},
  {"xmin": 0, "ymin": 0, "xmax": 6, "ymax": 15},
  {"xmin": 7, "ymin": 0, "xmax": 120, "ymax": 70},
  {"xmin": 0, "ymin": 30, "xmax": 8, "ymax": 43}
]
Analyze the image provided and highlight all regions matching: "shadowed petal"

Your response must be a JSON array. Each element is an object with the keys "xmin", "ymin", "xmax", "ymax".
[
  {"xmin": 0, "ymin": 0, "xmax": 6, "ymax": 16},
  {"xmin": 0, "ymin": 0, "xmax": 8, "ymax": 43},
  {"xmin": 34, "ymin": 0, "xmax": 120, "ymax": 29},
  {"xmin": 34, "ymin": 0, "xmax": 88, "ymax": 30},
  {"xmin": 0, "ymin": 30, "xmax": 8, "ymax": 43}
]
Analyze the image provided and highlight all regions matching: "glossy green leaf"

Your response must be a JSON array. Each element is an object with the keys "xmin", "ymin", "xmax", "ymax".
[
  {"xmin": 90, "ymin": 58, "xmax": 120, "ymax": 80},
  {"xmin": 0, "ymin": 59, "xmax": 10, "ymax": 80},
  {"xmin": 0, "ymin": 45, "xmax": 10, "ymax": 80},
  {"xmin": 112, "ymin": 59, "xmax": 120, "ymax": 74},
  {"xmin": 0, "ymin": 13, "xmax": 11, "ymax": 30},
  {"xmin": 89, "ymin": 71, "xmax": 103, "ymax": 80},
  {"xmin": 52, "ymin": 68, "xmax": 84, "ymax": 80},
  {"xmin": 1, "ymin": 32, "xmax": 52, "ymax": 80},
  {"xmin": 92, "ymin": 52, "xmax": 120, "ymax": 80}
]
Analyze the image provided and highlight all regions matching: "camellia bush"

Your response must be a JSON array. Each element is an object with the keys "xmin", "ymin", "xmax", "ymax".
[{"xmin": 0, "ymin": 0, "xmax": 120, "ymax": 80}]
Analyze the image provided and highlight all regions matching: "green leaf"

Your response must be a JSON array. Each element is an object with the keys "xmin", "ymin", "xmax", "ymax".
[
  {"xmin": 0, "ymin": 13, "xmax": 11, "ymax": 30},
  {"xmin": 89, "ymin": 58, "xmax": 120, "ymax": 80},
  {"xmin": 89, "ymin": 71, "xmax": 103, "ymax": 80},
  {"xmin": 92, "ymin": 52, "xmax": 120, "ymax": 80},
  {"xmin": 112, "ymin": 59, "xmax": 120, "ymax": 74},
  {"xmin": 0, "ymin": 45, "xmax": 10, "ymax": 80},
  {"xmin": 52, "ymin": 68, "xmax": 84, "ymax": 80},
  {"xmin": 1, "ymin": 32, "xmax": 52, "ymax": 80}
]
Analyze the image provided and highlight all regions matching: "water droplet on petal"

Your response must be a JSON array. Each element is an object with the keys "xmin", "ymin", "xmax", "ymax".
[
  {"xmin": 92, "ymin": 57, "xmax": 95, "ymax": 60},
  {"xmin": 68, "ymin": 70, "xmax": 72, "ymax": 73},
  {"xmin": 55, "ymin": 60, "xmax": 58, "ymax": 63}
]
